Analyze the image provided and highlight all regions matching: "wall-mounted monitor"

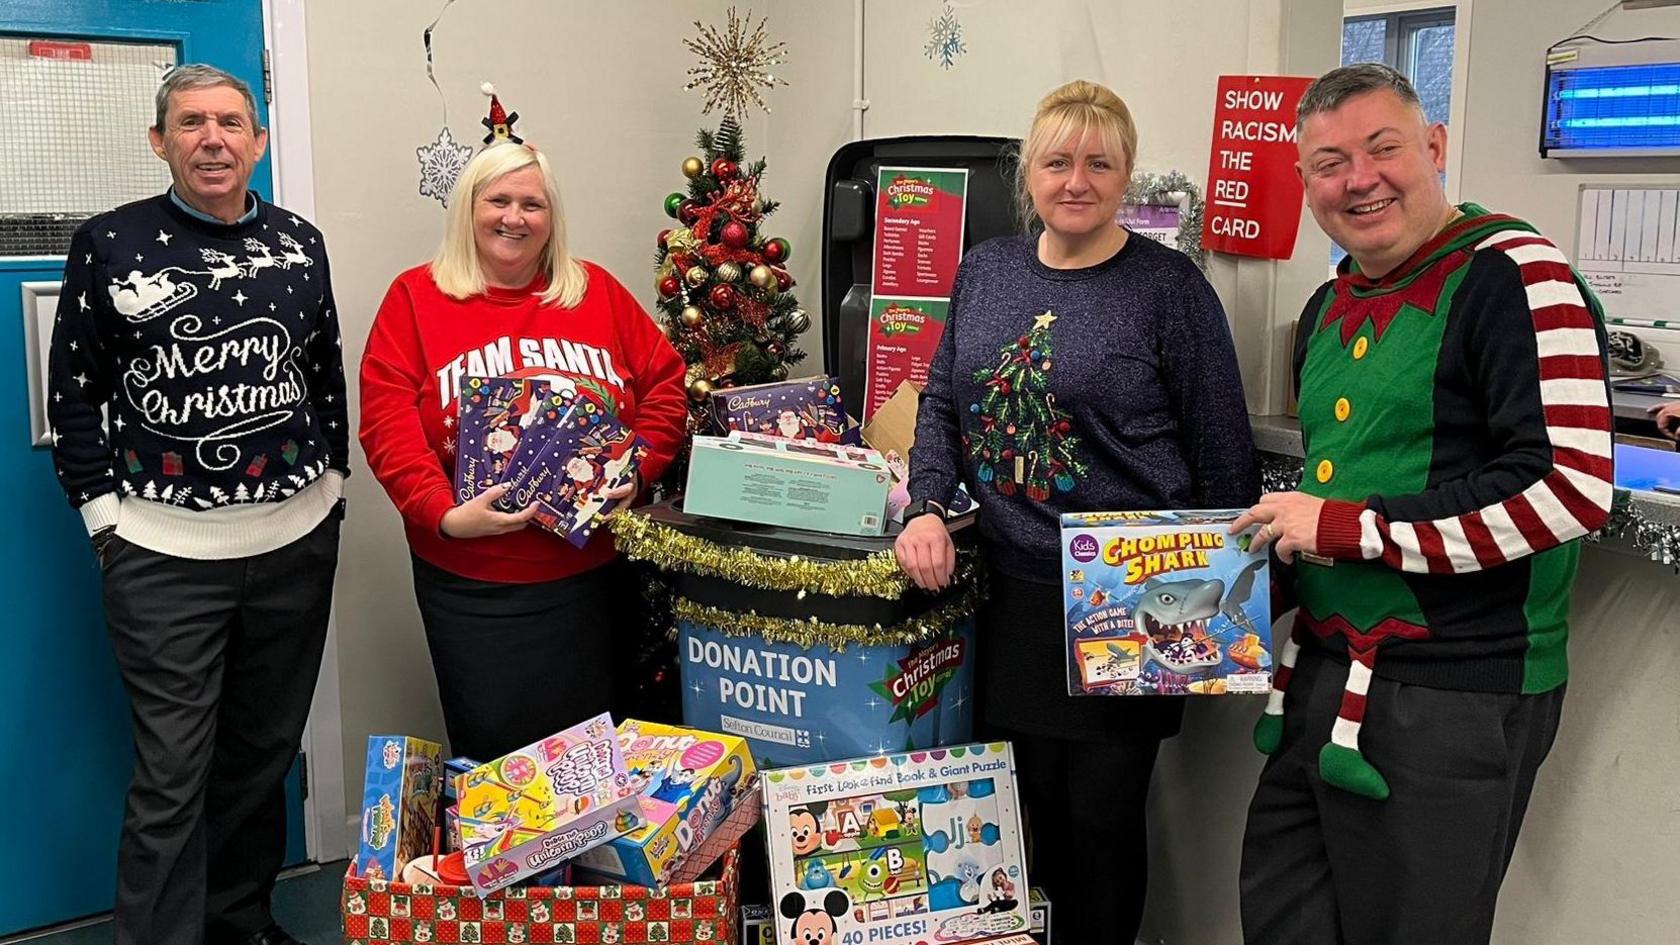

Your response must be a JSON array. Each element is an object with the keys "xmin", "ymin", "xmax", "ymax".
[{"xmin": 1542, "ymin": 38, "xmax": 1680, "ymax": 157}]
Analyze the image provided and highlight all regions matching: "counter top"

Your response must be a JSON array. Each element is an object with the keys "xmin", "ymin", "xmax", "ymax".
[{"xmin": 1249, "ymin": 414, "xmax": 1680, "ymax": 567}]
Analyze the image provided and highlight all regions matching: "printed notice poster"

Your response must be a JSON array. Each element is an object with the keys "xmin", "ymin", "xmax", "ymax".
[
  {"xmin": 867, "ymin": 297, "xmax": 950, "ymax": 412},
  {"xmin": 1120, "ymin": 203, "xmax": 1183, "ymax": 249},
  {"xmin": 1201, "ymin": 75, "xmax": 1314, "ymax": 259},
  {"xmin": 867, "ymin": 166, "xmax": 969, "ymax": 419}
]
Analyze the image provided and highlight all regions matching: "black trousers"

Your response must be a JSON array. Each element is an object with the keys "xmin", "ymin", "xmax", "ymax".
[
  {"xmin": 410, "ymin": 555, "xmax": 624, "ymax": 762},
  {"xmin": 978, "ymin": 571, "xmax": 1176, "ymax": 945},
  {"xmin": 1240, "ymin": 644, "xmax": 1565, "ymax": 945},
  {"xmin": 101, "ymin": 514, "xmax": 339, "ymax": 945}
]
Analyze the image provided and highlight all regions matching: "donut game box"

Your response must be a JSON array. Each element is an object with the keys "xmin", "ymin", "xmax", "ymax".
[{"xmin": 1060, "ymin": 510, "xmax": 1273, "ymax": 697}]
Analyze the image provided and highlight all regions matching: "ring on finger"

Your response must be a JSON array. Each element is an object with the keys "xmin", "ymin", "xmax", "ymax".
[{"xmin": 1261, "ymin": 522, "xmax": 1276, "ymax": 540}]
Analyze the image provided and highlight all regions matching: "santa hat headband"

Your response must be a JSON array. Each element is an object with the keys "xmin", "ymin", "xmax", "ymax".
[{"xmin": 480, "ymin": 82, "xmax": 523, "ymax": 146}]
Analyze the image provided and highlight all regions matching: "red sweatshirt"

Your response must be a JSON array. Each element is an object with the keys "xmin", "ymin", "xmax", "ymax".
[{"xmin": 360, "ymin": 262, "xmax": 688, "ymax": 583}]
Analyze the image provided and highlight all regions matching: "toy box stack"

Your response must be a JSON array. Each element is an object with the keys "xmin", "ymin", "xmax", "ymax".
[
  {"xmin": 762, "ymin": 742, "xmax": 1035, "ymax": 945},
  {"xmin": 572, "ymin": 719, "xmax": 758, "ymax": 885},
  {"xmin": 454, "ymin": 375, "xmax": 650, "ymax": 547},
  {"xmin": 456, "ymin": 712, "xmax": 643, "ymax": 893},
  {"xmin": 1061, "ymin": 510, "xmax": 1273, "ymax": 696},
  {"xmin": 710, "ymin": 375, "xmax": 850, "ymax": 442},
  {"xmin": 355, "ymin": 735, "xmax": 443, "ymax": 882},
  {"xmin": 684, "ymin": 432, "xmax": 893, "ymax": 536}
]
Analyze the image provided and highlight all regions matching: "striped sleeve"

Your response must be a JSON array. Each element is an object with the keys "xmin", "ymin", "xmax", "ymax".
[{"xmin": 1315, "ymin": 230, "xmax": 1615, "ymax": 574}]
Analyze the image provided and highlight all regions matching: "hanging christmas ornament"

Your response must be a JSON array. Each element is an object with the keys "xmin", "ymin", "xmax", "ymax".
[
  {"xmin": 712, "ymin": 158, "xmax": 740, "ymax": 180},
  {"xmin": 763, "ymin": 237, "xmax": 790, "ymax": 263},
  {"xmin": 720, "ymin": 220, "xmax": 750, "ymax": 249},
  {"xmin": 716, "ymin": 262, "xmax": 742, "ymax": 283},
  {"xmin": 658, "ymin": 275, "xmax": 682, "ymax": 298},
  {"xmin": 664, "ymin": 227, "xmax": 699, "ymax": 255},
  {"xmin": 685, "ymin": 265, "xmax": 710, "ymax": 287},
  {"xmin": 786, "ymin": 309, "xmax": 811, "ymax": 334},
  {"xmin": 415, "ymin": 0, "xmax": 471, "ymax": 207},
  {"xmin": 773, "ymin": 267, "xmax": 793, "ymax": 291},
  {"xmin": 683, "ymin": 7, "xmax": 789, "ymax": 119},
  {"xmin": 682, "ymin": 156, "xmax": 706, "ymax": 179},
  {"xmin": 766, "ymin": 340, "xmax": 784, "ymax": 357},
  {"xmin": 710, "ymin": 284, "xmax": 737, "ymax": 310},
  {"xmin": 657, "ymin": 228, "xmax": 672, "ymax": 249},
  {"xmin": 678, "ymin": 200, "xmax": 702, "ymax": 226},
  {"xmin": 416, "ymin": 127, "xmax": 473, "ymax": 208},
  {"xmin": 924, "ymin": 4, "xmax": 967, "ymax": 70},
  {"xmin": 680, "ymin": 305, "xmax": 705, "ymax": 328},
  {"xmin": 748, "ymin": 264, "xmax": 774, "ymax": 289},
  {"xmin": 688, "ymin": 378, "xmax": 715, "ymax": 401},
  {"xmin": 769, "ymin": 363, "xmax": 789, "ymax": 381},
  {"xmin": 479, "ymin": 83, "xmax": 522, "ymax": 145}
]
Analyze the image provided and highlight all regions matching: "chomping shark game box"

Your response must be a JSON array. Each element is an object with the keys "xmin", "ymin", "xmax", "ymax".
[{"xmin": 1060, "ymin": 510, "xmax": 1273, "ymax": 696}]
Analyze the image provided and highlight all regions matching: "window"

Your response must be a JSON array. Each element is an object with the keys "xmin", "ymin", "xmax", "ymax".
[{"xmin": 1331, "ymin": 6, "xmax": 1457, "ymax": 267}]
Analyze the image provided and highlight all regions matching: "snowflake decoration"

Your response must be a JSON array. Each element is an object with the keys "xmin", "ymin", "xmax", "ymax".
[
  {"xmin": 683, "ymin": 7, "xmax": 787, "ymax": 119},
  {"xmin": 924, "ymin": 5, "xmax": 966, "ymax": 69},
  {"xmin": 416, "ymin": 126, "xmax": 472, "ymax": 207}
]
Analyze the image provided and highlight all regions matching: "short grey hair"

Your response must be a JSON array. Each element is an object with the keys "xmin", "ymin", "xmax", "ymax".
[
  {"xmin": 1297, "ymin": 63, "xmax": 1423, "ymax": 122},
  {"xmin": 154, "ymin": 64, "xmax": 261, "ymax": 131}
]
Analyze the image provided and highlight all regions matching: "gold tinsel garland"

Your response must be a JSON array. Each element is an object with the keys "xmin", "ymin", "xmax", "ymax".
[
  {"xmin": 612, "ymin": 509, "xmax": 967, "ymax": 599},
  {"xmin": 671, "ymin": 583, "xmax": 984, "ymax": 651}
]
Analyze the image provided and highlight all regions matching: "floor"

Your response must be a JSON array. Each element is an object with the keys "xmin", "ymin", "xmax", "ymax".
[{"xmin": 9, "ymin": 862, "xmax": 348, "ymax": 945}]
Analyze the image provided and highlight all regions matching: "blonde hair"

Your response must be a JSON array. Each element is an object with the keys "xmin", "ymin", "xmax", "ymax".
[
  {"xmin": 1014, "ymin": 79, "xmax": 1138, "ymax": 230},
  {"xmin": 431, "ymin": 143, "xmax": 588, "ymax": 308}
]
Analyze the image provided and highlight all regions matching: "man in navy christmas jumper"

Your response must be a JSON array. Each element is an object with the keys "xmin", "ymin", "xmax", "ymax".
[
  {"xmin": 1233, "ymin": 65, "xmax": 1614, "ymax": 945},
  {"xmin": 47, "ymin": 65, "xmax": 347, "ymax": 945}
]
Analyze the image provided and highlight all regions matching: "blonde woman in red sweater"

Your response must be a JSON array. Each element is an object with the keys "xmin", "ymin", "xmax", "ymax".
[{"xmin": 360, "ymin": 143, "xmax": 688, "ymax": 760}]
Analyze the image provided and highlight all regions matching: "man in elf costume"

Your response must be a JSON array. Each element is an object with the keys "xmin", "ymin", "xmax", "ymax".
[{"xmin": 1235, "ymin": 64, "xmax": 1614, "ymax": 944}]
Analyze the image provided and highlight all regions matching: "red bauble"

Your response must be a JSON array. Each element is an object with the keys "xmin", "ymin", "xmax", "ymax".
[
  {"xmin": 1056, "ymin": 420, "xmax": 1072, "ymax": 434},
  {"xmin": 1000, "ymin": 381, "xmax": 1013, "ymax": 395},
  {"xmin": 1018, "ymin": 336, "xmax": 1031, "ymax": 348},
  {"xmin": 773, "ymin": 267, "xmax": 793, "ymax": 291},
  {"xmin": 709, "ymin": 284, "xmax": 737, "ymax": 310},
  {"xmin": 721, "ymin": 220, "xmax": 750, "ymax": 249},
  {"xmin": 711, "ymin": 158, "xmax": 739, "ymax": 180},
  {"xmin": 677, "ymin": 200, "xmax": 702, "ymax": 226},
  {"xmin": 763, "ymin": 238, "xmax": 789, "ymax": 264},
  {"xmin": 657, "ymin": 276, "xmax": 681, "ymax": 298},
  {"xmin": 1002, "ymin": 449, "xmax": 1014, "ymax": 460},
  {"xmin": 657, "ymin": 228, "xmax": 671, "ymax": 249}
]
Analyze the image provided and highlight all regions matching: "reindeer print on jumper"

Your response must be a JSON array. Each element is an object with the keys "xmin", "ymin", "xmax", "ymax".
[{"xmin": 49, "ymin": 194, "xmax": 349, "ymax": 513}]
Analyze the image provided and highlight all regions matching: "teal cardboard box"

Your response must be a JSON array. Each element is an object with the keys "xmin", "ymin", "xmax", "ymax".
[{"xmin": 683, "ymin": 433, "xmax": 892, "ymax": 536}]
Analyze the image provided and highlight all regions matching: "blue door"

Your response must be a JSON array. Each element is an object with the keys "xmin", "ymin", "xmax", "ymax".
[{"xmin": 0, "ymin": 1, "xmax": 304, "ymax": 934}]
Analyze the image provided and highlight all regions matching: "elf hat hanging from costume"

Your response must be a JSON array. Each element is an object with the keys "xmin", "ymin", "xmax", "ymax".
[{"xmin": 480, "ymin": 82, "xmax": 523, "ymax": 146}]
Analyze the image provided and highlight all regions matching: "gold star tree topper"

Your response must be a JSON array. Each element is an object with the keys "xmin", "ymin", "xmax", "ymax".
[{"xmin": 683, "ymin": 6, "xmax": 788, "ymax": 119}]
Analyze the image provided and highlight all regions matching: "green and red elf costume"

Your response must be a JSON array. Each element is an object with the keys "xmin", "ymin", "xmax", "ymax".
[{"xmin": 1254, "ymin": 205, "xmax": 1615, "ymax": 800}]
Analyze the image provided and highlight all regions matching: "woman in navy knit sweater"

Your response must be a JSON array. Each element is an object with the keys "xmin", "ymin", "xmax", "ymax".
[{"xmin": 897, "ymin": 80, "xmax": 1257, "ymax": 943}]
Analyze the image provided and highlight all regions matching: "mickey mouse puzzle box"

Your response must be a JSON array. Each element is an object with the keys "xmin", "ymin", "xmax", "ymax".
[
  {"xmin": 1061, "ymin": 510, "xmax": 1273, "ymax": 696},
  {"xmin": 762, "ymin": 742, "xmax": 1033, "ymax": 945}
]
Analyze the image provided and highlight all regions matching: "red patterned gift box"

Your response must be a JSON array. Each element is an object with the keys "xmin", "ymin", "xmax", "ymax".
[{"xmin": 342, "ymin": 847, "xmax": 739, "ymax": 944}]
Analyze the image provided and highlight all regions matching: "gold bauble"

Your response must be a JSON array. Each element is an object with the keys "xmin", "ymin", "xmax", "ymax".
[
  {"xmin": 715, "ymin": 262, "xmax": 742, "ymax": 283},
  {"xmin": 685, "ymin": 265, "xmax": 709, "ymax": 287},
  {"xmin": 682, "ymin": 156, "xmax": 705, "ymax": 179},
  {"xmin": 688, "ymin": 378, "xmax": 714, "ymax": 401},
  {"xmin": 748, "ymin": 264, "xmax": 774, "ymax": 289},
  {"xmin": 679, "ymin": 305, "xmax": 704, "ymax": 328}
]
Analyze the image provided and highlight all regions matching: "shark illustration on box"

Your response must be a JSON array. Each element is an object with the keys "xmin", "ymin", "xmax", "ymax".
[{"xmin": 1061, "ymin": 510, "xmax": 1272, "ymax": 696}]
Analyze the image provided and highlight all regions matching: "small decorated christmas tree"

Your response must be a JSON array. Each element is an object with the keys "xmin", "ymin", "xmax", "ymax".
[
  {"xmin": 966, "ymin": 311, "xmax": 1088, "ymax": 500},
  {"xmin": 652, "ymin": 115, "xmax": 809, "ymax": 467}
]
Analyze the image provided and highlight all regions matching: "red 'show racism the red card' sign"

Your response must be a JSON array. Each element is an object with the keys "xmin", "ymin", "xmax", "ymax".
[{"xmin": 1201, "ymin": 75, "xmax": 1315, "ymax": 260}]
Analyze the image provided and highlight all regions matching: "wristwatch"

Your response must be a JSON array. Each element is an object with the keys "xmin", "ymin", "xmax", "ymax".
[{"xmin": 903, "ymin": 499, "xmax": 946, "ymax": 523}]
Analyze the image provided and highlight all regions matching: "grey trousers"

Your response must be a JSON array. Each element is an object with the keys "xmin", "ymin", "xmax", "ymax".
[
  {"xmin": 1239, "ymin": 643, "xmax": 1564, "ymax": 945},
  {"xmin": 101, "ymin": 512, "xmax": 339, "ymax": 945}
]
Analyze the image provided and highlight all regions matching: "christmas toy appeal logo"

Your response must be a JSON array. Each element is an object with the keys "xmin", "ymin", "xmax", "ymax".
[
  {"xmin": 1107, "ymin": 531, "xmax": 1226, "ymax": 584},
  {"xmin": 877, "ymin": 303, "xmax": 929, "ymax": 337},
  {"xmin": 871, "ymin": 636, "xmax": 966, "ymax": 723},
  {"xmin": 886, "ymin": 174, "xmax": 937, "ymax": 209}
]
